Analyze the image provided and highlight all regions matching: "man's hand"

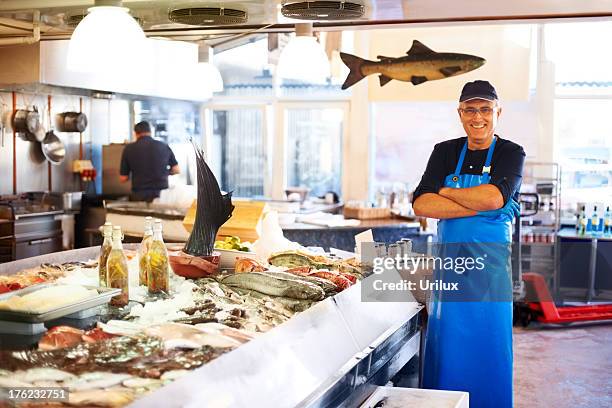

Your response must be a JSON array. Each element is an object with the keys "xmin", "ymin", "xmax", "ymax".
[
  {"xmin": 413, "ymin": 193, "xmax": 478, "ymax": 219},
  {"xmin": 119, "ymin": 175, "xmax": 129, "ymax": 183},
  {"xmin": 476, "ymin": 199, "xmax": 520, "ymax": 219},
  {"xmin": 438, "ymin": 184, "xmax": 503, "ymax": 211},
  {"xmin": 170, "ymin": 165, "xmax": 180, "ymax": 175}
]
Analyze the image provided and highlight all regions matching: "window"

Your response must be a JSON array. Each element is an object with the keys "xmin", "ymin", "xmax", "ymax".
[
  {"xmin": 554, "ymin": 99, "xmax": 612, "ymax": 205},
  {"xmin": 208, "ymin": 33, "xmax": 352, "ymax": 199},
  {"xmin": 214, "ymin": 38, "xmax": 274, "ymax": 98},
  {"xmin": 209, "ymin": 108, "xmax": 266, "ymax": 197},
  {"xmin": 283, "ymin": 106, "xmax": 345, "ymax": 197},
  {"xmin": 133, "ymin": 99, "xmax": 201, "ymax": 186},
  {"xmin": 546, "ymin": 21, "xmax": 612, "ymax": 208}
]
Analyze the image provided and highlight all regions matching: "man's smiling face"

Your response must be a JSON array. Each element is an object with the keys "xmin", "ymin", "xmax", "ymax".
[{"xmin": 458, "ymin": 99, "xmax": 501, "ymax": 147}]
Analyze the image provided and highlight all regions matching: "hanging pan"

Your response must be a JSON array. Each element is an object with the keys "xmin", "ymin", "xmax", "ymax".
[
  {"xmin": 56, "ymin": 111, "xmax": 88, "ymax": 132},
  {"xmin": 41, "ymin": 130, "xmax": 66, "ymax": 165}
]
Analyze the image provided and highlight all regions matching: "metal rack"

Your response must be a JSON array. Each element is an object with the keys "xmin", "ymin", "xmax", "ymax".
[{"xmin": 515, "ymin": 162, "xmax": 561, "ymax": 297}]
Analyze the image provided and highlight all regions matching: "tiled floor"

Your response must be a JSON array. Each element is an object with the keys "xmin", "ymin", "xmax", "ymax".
[{"xmin": 514, "ymin": 323, "xmax": 612, "ymax": 408}]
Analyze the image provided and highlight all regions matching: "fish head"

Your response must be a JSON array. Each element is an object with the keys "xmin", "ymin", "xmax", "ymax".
[{"xmin": 464, "ymin": 55, "xmax": 486, "ymax": 72}]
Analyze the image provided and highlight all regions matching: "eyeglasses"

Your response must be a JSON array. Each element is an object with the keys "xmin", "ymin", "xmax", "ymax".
[{"xmin": 459, "ymin": 107, "xmax": 496, "ymax": 117}]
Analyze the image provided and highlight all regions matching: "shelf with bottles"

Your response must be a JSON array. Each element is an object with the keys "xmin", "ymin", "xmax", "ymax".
[{"xmin": 574, "ymin": 203, "xmax": 612, "ymax": 237}]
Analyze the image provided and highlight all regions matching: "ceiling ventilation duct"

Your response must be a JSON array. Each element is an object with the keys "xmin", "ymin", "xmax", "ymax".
[
  {"xmin": 281, "ymin": 0, "xmax": 365, "ymax": 21},
  {"xmin": 64, "ymin": 9, "xmax": 143, "ymax": 28},
  {"xmin": 168, "ymin": 4, "xmax": 248, "ymax": 26},
  {"xmin": 63, "ymin": 10, "xmax": 88, "ymax": 28}
]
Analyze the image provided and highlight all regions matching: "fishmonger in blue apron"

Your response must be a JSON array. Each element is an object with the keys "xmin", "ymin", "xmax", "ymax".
[{"xmin": 412, "ymin": 80, "xmax": 525, "ymax": 408}]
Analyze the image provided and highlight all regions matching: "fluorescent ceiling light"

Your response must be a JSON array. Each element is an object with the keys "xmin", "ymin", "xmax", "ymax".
[
  {"xmin": 277, "ymin": 23, "xmax": 331, "ymax": 84},
  {"xmin": 67, "ymin": 1, "xmax": 146, "ymax": 73}
]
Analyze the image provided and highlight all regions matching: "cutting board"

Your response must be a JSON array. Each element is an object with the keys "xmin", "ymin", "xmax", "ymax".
[{"xmin": 183, "ymin": 200, "xmax": 266, "ymax": 242}]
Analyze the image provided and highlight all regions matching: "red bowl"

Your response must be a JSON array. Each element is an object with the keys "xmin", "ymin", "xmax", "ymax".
[{"xmin": 169, "ymin": 251, "xmax": 220, "ymax": 279}]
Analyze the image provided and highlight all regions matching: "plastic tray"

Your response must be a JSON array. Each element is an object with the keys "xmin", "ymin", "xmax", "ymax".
[
  {"xmin": 360, "ymin": 386, "xmax": 469, "ymax": 408},
  {"xmin": 0, "ymin": 284, "xmax": 120, "ymax": 323}
]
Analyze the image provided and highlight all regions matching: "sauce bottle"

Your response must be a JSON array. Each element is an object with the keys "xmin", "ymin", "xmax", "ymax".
[
  {"xmin": 98, "ymin": 222, "xmax": 113, "ymax": 287},
  {"xmin": 138, "ymin": 216, "xmax": 154, "ymax": 286},
  {"xmin": 107, "ymin": 226, "xmax": 129, "ymax": 306},
  {"xmin": 147, "ymin": 219, "xmax": 169, "ymax": 295},
  {"xmin": 577, "ymin": 206, "xmax": 587, "ymax": 236}
]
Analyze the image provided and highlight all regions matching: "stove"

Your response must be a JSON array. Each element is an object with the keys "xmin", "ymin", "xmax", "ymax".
[{"xmin": 0, "ymin": 194, "xmax": 64, "ymax": 263}]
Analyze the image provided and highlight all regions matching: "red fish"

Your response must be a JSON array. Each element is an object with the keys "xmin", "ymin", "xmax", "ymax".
[
  {"xmin": 38, "ymin": 326, "xmax": 84, "ymax": 351},
  {"xmin": 308, "ymin": 271, "xmax": 352, "ymax": 291},
  {"xmin": 83, "ymin": 328, "xmax": 117, "ymax": 343}
]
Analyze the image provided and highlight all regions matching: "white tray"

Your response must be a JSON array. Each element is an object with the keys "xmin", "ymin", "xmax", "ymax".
[
  {"xmin": 360, "ymin": 386, "xmax": 469, "ymax": 408},
  {"xmin": 0, "ymin": 284, "xmax": 120, "ymax": 323}
]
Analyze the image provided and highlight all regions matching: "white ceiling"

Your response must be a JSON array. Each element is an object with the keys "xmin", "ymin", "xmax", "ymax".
[{"xmin": 0, "ymin": 0, "xmax": 610, "ymax": 41}]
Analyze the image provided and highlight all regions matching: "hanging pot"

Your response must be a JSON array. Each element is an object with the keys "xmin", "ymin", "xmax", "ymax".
[
  {"xmin": 57, "ymin": 111, "xmax": 88, "ymax": 132},
  {"xmin": 12, "ymin": 108, "xmax": 40, "ymax": 134},
  {"xmin": 41, "ymin": 130, "xmax": 66, "ymax": 165}
]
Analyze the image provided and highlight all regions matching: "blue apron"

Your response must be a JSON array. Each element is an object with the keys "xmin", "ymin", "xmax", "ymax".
[{"xmin": 422, "ymin": 137, "xmax": 514, "ymax": 408}]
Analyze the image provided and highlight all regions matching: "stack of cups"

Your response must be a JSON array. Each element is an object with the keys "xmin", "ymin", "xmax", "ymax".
[
  {"xmin": 400, "ymin": 238, "xmax": 413, "ymax": 255},
  {"xmin": 375, "ymin": 242, "xmax": 387, "ymax": 257},
  {"xmin": 388, "ymin": 243, "xmax": 400, "ymax": 258}
]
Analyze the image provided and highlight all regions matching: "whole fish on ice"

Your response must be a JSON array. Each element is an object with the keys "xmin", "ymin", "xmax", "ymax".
[
  {"xmin": 63, "ymin": 372, "xmax": 132, "ymax": 391},
  {"xmin": 340, "ymin": 40, "xmax": 486, "ymax": 89}
]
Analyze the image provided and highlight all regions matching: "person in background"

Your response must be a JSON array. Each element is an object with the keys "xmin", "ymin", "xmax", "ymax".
[
  {"xmin": 119, "ymin": 121, "xmax": 180, "ymax": 202},
  {"xmin": 412, "ymin": 80, "xmax": 525, "ymax": 408}
]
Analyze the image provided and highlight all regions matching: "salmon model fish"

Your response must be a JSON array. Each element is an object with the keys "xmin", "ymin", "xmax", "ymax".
[{"xmin": 340, "ymin": 40, "xmax": 486, "ymax": 89}]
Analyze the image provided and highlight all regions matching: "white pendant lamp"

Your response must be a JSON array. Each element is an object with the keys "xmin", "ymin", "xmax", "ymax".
[
  {"xmin": 277, "ymin": 23, "xmax": 331, "ymax": 84},
  {"xmin": 67, "ymin": 0, "xmax": 146, "ymax": 73},
  {"xmin": 195, "ymin": 43, "xmax": 224, "ymax": 93}
]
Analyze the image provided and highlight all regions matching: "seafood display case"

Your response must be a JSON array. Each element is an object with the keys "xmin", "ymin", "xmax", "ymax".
[{"xmin": 0, "ymin": 248, "xmax": 422, "ymax": 407}]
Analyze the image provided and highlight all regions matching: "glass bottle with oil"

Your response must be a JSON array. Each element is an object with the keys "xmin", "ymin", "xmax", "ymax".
[
  {"xmin": 138, "ymin": 216, "xmax": 154, "ymax": 286},
  {"xmin": 577, "ymin": 205, "xmax": 587, "ymax": 236},
  {"xmin": 147, "ymin": 219, "xmax": 169, "ymax": 295},
  {"xmin": 98, "ymin": 222, "xmax": 113, "ymax": 287},
  {"xmin": 106, "ymin": 226, "xmax": 129, "ymax": 306}
]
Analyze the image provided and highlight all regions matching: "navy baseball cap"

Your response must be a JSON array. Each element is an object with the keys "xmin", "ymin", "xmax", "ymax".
[{"xmin": 459, "ymin": 80, "xmax": 498, "ymax": 102}]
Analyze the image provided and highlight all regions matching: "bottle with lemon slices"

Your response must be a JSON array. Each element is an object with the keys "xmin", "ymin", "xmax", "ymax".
[
  {"xmin": 106, "ymin": 226, "xmax": 129, "ymax": 307},
  {"xmin": 98, "ymin": 222, "xmax": 113, "ymax": 287},
  {"xmin": 138, "ymin": 216, "xmax": 154, "ymax": 286},
  {"xmin": 148, "ymin": 219, "xmax": 169, "ymax": 295}
]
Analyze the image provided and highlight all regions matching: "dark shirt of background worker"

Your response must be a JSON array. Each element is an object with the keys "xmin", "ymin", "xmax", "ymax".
[{"xmin": 119, "ymin": 121, "xmax": 180, "ymax": 202}]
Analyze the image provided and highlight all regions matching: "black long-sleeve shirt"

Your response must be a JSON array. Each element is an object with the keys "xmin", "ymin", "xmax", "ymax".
[{"xmin": 412, "ymin": 135, "xmax": 525, "ymax": 205}]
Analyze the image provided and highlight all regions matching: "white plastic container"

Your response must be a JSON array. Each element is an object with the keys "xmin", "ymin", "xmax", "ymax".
[{"xmin": 360, "ymin": 386, "xmax": 469, "ymax": 408}]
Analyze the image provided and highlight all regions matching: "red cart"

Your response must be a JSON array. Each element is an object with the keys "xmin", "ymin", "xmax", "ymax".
[{"xmin": 515, "ymin": 272, "xmax": 612, "ymax": 326}]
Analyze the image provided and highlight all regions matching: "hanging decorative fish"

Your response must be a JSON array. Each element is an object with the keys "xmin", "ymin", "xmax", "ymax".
[
  {"xmin": 340, "ymin": 40, "xmax": 486, "ymax": 89},
  {"xmin": 183, "ymin": 139, "xmax": 234, "ymax": 257}
]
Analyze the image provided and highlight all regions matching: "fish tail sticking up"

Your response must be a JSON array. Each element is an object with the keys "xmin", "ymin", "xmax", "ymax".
[{"xmin": 340, "ymin": 52, "xmax": 370, "ymax": 90}]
